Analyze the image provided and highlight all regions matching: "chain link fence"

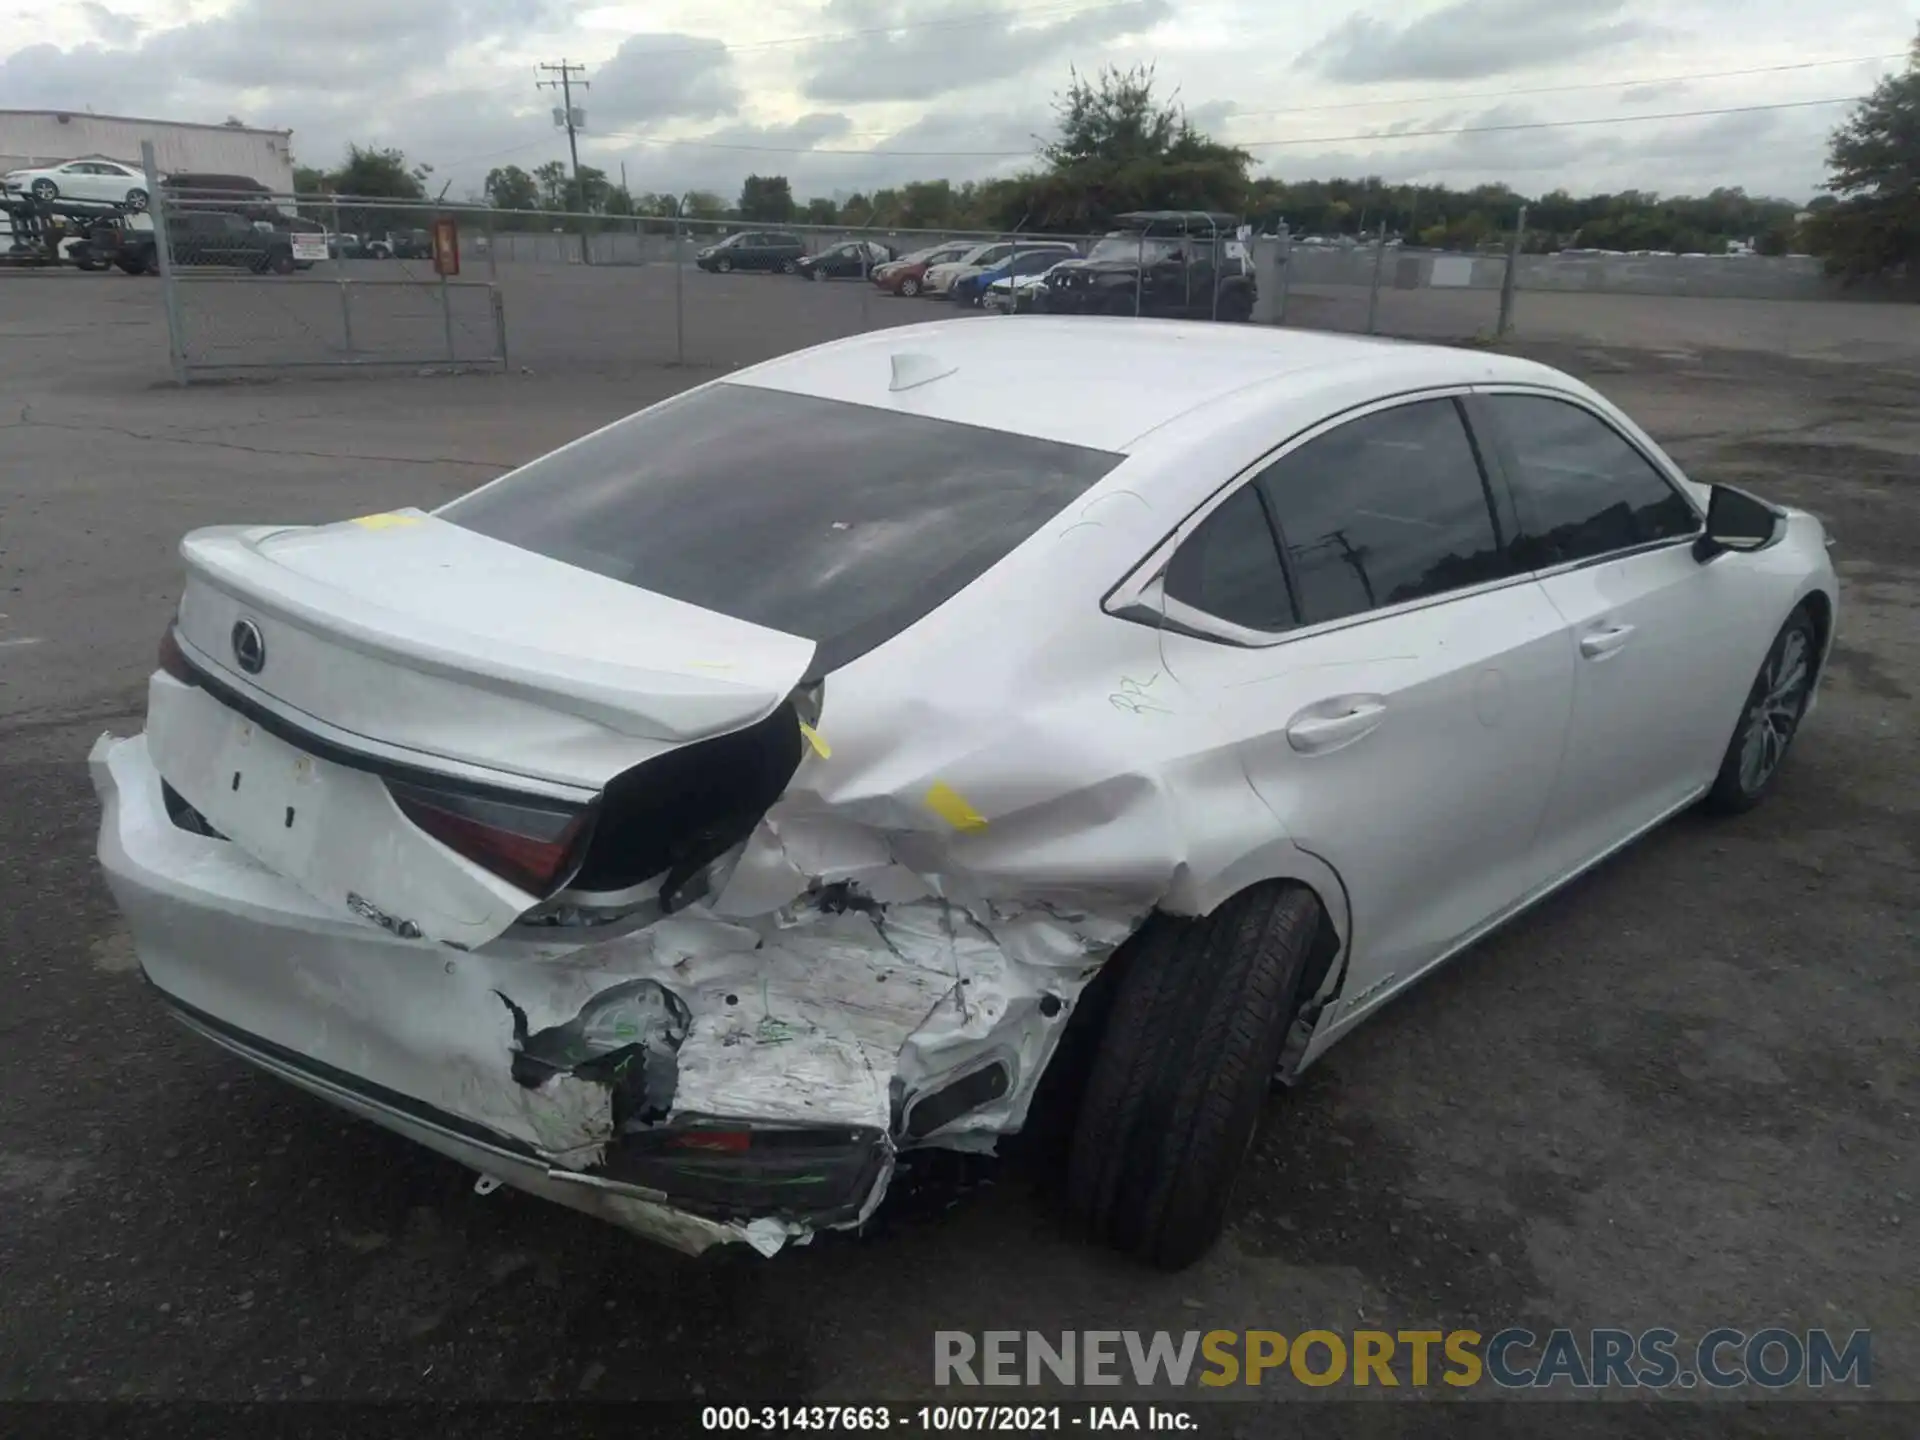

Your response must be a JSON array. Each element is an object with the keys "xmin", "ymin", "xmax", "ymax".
[
  {"xmin": 150, "ymin": 155, "xmax": 1830, "ymax": 384},
  {"xmin": 1266, "ymin": 232, "xmax": 1516, "ymax": 341},
  {"xmin": 122, "ymin": 152, "xmax": 1538, "ymax": 382}
]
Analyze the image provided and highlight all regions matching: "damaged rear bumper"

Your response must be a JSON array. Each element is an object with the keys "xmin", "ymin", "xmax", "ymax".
[
  {"xmin": 160, "ymin": 988, "xmax": 888, "ymax": 1254},
  {"xmin": 91, "ymin": 730, "xmax": 1122, "ymax": 1254}
]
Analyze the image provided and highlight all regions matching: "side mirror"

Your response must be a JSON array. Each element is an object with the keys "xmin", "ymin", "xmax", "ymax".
[{"xmin": 1696, "ymin": 484, "xmax": 1780, "ymax": 559}]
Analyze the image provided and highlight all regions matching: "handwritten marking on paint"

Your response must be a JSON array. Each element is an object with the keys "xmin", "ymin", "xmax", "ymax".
[
  {"xmin": 350, "ymin": 513, "xmax": 422, "ymax": 531},
  {"xmin": 925, "ymin": 781, "xmax": 988, "ymax": 832},
  {"xmin": 799, "ymin": 722, "xmax": 831, "ymax": 760},
  {"xmin": 1109, "ymin": 672, "xmax": 1173, "ymax": 715},
  {"xmin": 0, "ymin": 637, "xmax": 44, "ymax": 649}
]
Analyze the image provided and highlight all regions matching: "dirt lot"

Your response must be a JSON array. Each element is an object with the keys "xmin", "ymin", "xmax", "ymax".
[{"xmin": 0, "ymin": 272, "xmax": 1914, "ymax": 1420}]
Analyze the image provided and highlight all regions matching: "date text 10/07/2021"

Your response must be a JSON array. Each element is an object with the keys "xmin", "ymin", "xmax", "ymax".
[{"xmin": 701, "ymin": 1405, "xmax": 1198, "ymax": 1432}]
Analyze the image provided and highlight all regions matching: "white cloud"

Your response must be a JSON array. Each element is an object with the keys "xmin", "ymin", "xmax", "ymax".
[{"xmin": 0, "ymin": 0, "xmax": 1912, "ymax": 204}]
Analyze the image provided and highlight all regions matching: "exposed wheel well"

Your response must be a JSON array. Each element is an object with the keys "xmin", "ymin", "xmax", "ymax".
[
  {"xmin": 1800, "ymin": 589, "xmax": 1835, "ymax": 681},
  {"xmin": 1020, "ymin": 876, "xmax": 1344, "ymax": 1151}
]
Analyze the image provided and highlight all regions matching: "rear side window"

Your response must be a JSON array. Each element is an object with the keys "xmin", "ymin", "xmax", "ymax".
[
  {"xmin": 440, "ymin": 384, "xmax": 1123, "ymax": 674},
  {"xmin": 1163, "ymin": 484, "xmax": 1294, "ymax": 631},
  {"xmin": 1483, "ymin": 394, "xmax": 1700, "ymax": 567},
  {"xmin": 1256, "ymin": 398, "xmax": 1508, "ymax": 627}
]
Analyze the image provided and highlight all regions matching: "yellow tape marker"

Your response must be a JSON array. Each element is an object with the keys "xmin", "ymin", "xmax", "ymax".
[
  {"xmin": 351, "ymin": 512, "xmax": 421, "ymax": 530},
  {"xmin": 799, "ymin": 722, "xmax": 831, "ymax": 760},
  {"xmin": 925, "ymin": 781, "xmax": 987, "ymax": 832}
]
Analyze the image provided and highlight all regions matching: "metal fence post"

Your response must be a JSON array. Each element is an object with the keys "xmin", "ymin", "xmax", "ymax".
[
  {"xmin": 1498, "ymin": 204, "xmax": 1528, "ymax": 337},
  {"xmin": 1366, "ymin": 221, "xmax": 1387, "ymax": 335},
  {"xmin": 1276, "ymin": 224, "xmax": 1293, "ymax": 326},
  {"xmin": 492, "ymin": 284, "xmax": 510, "ymax": 371},
  {"xmin": 440, "ymin": 272, "xmax": 455, "ymax": 362},
  {"xmin": 674, "ymin": 213, "xmax": 686, "ymax": 365},
  {"xmin": 339, "ymin": 280, "xmax": 354, "ymax": 361},
  {"xmin": 141, "ymin": 141, "xmax": 189, "ymax": 385}
]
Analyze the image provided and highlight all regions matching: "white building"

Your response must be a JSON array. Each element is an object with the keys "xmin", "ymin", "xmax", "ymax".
[{"xmin": 0, "ymin": 110, "xmax": 294, "ymax": 192}]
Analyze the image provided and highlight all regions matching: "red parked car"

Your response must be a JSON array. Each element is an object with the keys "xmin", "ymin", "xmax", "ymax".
[{"xmin": 870, "ymin": 241, "xmax": 974, "ymax": 297}]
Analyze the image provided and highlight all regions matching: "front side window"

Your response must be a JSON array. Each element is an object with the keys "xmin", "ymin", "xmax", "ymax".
[
  {"xmin": 440, "ymin": 384, "xmax": 1124, "ymax": 674},
  {"xmin": 1257, "ymin": 399, "xmax": 1508, "ymax": 627},
  {"xmin": 1482, "ymin": 394, "xmax": 1700, "ymax": 568},
  {"xmin": 1087, "ymin": 236, "xmax": 1179, "ymax": 263}
]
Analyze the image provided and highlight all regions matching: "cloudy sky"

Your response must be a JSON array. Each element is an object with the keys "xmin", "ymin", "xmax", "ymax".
[{"xmin": 2, "ymin": 0, "xmax": 1915, "ymax": 204}]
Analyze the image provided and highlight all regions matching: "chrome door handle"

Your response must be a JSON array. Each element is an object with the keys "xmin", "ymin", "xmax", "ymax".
[
  {"xmin": 1579, "ymin": 624, "xmax": 1636, "ymax": 660},
  {"xmin": 1285, "ymin": 699, "xmax": 1387, "ymax": 755}
]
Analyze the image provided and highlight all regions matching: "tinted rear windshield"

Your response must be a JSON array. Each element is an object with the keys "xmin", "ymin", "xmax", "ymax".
[{"xmin": 439, "ymin": 384, "xmax": 1123, "ymax": 674}]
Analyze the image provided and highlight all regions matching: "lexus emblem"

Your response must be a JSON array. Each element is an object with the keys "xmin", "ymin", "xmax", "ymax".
[{"xmin": 231, "ymin": 619, "xmax": 266, "ymax": 675}]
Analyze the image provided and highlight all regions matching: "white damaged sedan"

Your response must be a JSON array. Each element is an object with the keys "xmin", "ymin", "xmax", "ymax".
[{"xmin": 94, "ymin": 319, "xmax": 1837, "ymax": 1268}]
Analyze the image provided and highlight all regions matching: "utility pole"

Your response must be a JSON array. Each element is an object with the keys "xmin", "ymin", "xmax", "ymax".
[{"xmin": 537, "ymin": 59, "xmax": 590, "ymax": 262}]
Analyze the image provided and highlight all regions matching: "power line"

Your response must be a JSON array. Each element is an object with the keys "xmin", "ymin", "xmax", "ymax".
[
  {"xmin": 422, "ymin": 43, "xmax": 1899, "ymax": 173},
  {"xmin": 650, "ymin": 49, "xmax": 1909, "ymax": 143},
  {"xmin": 1220, "ymin": 51, "xmax": 1907, "ymax": 122},
  {"xmin": 1236, "ymin": 96, "xmax": 1861, "ymax": 149},
  {"xmin": 588, "ymin": 94, "xmax": 1864, "ymax": 159}
]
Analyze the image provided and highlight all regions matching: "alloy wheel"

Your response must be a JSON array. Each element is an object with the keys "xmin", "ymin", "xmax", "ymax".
[{"xmin": 1737, "ymin": 627, "xmax": 1812, "ymax": 794}]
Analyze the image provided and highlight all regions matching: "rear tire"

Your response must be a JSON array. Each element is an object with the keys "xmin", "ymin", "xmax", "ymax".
[
  {"xmin": 1067, "ymin": 883, "xmax": 1321, "ymax": 1270},
  {"xmin": 1703, "ymin": 605, "xmax": 1819, "ymax": 815},
  {"xmin": 30, "ymin": 178, "xmax": 57, "ymax": 201},
  {"xmin": 267, "ymin": 251, "xmax": 296, "ymax": 275}
]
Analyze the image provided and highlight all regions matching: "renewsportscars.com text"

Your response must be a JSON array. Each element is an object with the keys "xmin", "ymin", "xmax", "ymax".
[{"xmin": 934, "ymin": 1328, "xmax": 1872, "ymax": 1390}]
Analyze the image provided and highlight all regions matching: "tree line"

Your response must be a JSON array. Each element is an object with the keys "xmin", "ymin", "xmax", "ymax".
[{"xmin": 293, "ymin": 33, "xmax": 1918, "ymax": 278}]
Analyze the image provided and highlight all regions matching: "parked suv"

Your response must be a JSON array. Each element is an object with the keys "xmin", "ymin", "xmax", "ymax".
[
  {"xmin": 1035, "ymin": 212, "xmax": 1254, "ymax": 322},
  {"xmin": 695, "ymin": 231, "xmax": 808, "ymax": 273},
  {"xmin": 110, "ymin": 210, "xmax": 298, "ymax": 275}
]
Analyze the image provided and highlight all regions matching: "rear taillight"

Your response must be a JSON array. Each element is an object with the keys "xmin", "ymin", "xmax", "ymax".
[
  {"xmin": 157, "ymin": 624, "xmax": 197, "ymax": 684},
  {"xmin": 386, "ymin": 780, "xmax": 593, "ymax": 897}
]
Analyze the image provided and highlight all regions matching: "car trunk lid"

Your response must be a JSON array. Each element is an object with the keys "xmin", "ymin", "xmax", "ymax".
[{"xmin": 149, "ymin": 510, "xmax": 817, "ymax": 946}]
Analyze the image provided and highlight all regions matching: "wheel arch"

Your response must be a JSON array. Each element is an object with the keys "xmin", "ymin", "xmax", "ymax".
[
  {"xmin": 1799, "ymin": 585, "xmax": 1836, "ymax": 683},
  {"xmin": 1159, "ymin": 839, "xmax": 1355, "ymax": 1075}
]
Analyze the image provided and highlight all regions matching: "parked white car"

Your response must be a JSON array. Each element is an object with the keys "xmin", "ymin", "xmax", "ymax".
[
  {"xmin": 3, "ymin": 158, "xmax": 150, "ymax": 208},
  {"xmin": 981, "ymin": 270, "xmax": 1054, "ymax": 313},
  {"xmin": 94, "ymin": 320, "xmax": 1836, "ymax": 1269},
  {"xmin": 922, "ymin": 239, "xmax": 1076, "ymax": 295}
]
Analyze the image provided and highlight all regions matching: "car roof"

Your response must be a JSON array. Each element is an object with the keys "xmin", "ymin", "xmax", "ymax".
[
  {"xmin": 723, "ymin": 318, "xmax": 1567, "ymax": 453},
  {"xmin": 1114, "ymin": 211, "xmax": 1241, "ymax": 230}
]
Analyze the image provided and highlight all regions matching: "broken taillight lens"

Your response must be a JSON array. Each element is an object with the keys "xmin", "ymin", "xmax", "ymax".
[
  {"xmin": 385, "ymin": 780, "xmax": 594, "ymax": 898},
  {"xmin": 157, "ymin": 624, "xmax": 197, "ymax": 684}
]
